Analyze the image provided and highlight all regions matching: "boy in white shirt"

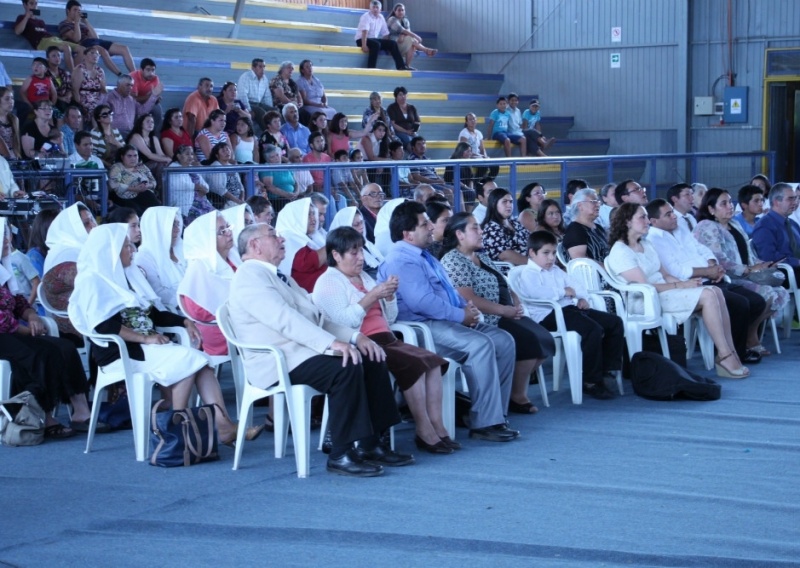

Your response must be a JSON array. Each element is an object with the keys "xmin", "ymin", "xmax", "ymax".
[{"xmin": 510, "ymin": 230, "xmax": 624, "ymax": 400}]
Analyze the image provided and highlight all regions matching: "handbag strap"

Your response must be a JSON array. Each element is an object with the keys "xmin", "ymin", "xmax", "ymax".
[{"xmin": 182, "ymin": 406, "xmax": 216, "ymax": 464}]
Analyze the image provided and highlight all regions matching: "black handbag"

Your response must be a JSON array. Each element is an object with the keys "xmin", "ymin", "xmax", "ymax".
[{"xmin": 149, "ymin": 400, "xmax": 219, "ymax": 467}]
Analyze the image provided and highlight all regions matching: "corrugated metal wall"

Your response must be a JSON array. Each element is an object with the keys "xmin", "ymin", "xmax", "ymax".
[{"xmin": 401, "ymin": 0, "xmax": 800, "ymax": 167}]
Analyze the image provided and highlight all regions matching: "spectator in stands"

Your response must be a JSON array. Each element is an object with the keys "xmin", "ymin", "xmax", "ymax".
[
  {"xmin": 537, "ymin": 199, "xmax": 567, "ymax": 244},
  {"xmin": 270, "ymin": 62, "xmax": 303, "ymax": 115},
  {"xmin": 471, "ymin": 178, "xmax": 497, "ymax": 225},
  {"xmin": 358, "ymin": 120, "xmax": 390, "ymax": 186},
  {"xmin": 258, "ymin": 110, "xmax": 289, "ymax": 162},
  {"xmin": 295, "ymin": 59, "xmax": 337, "ymax": 123},
  {"xmin": 614, "ymin": 178, "xmax": 648, "ymax": 208},
  {"xmin": 308, "ymin": 112, "xmax": 329, "ymax": 138},
  {"xmin": 426, "ymin": 199, "xmax": 452, "ymax": 259},
  {"xmin": 349, "ymin": 149, "xmax": 371, "ymax": 190},
  {"xmin": 407, "ymin": 136, "xmax": 453, "ymax": 202},
  {"xmin": 247, "ymin": 195, "xmax": 274, "ymax": 225},
  {"xmin": 20, "ymin": 57, "xmax": 57, "ymax": 116},
  {"xmin": 441, "ymin": 213, "xmax": 554, "ymax": 413},
  {"xmin": 378, "ymin": 200, "xmax": 519, "ymax": 442},
  {"xmin": 607, "ymin": 202, "xmax": 749, "ymax": 379},
  {"xmin": 41, "ymin": 202, "xmax": 96, "ymax": 338},
  {"xmin": 59, "ymin": 104, "xmax": 83, "ymax": 156},
  {"xmin": 68, "ymin": 129, "xmax": 103, "ymax": 170},
  {"xmin": 127, "ymin": 113, "xmax": 171, "ymax": 188},
  {"xmin": 287, "ymin": 147, "xmax": 315, "ymax": 194},
  {"xmin": 561, "ymin": 178, "xmax": 588, "ymax": 225},
  {"xmin": 512, "ymin": 230, "xmax": 622, "ymax": 400},
  {"xmin": 505, "ymin": 93, "xmax": 528, "ymax": 157},
  {"xmin": 480, "ymin": 188, "xmax": 530, "ymax": 266},
  {"xmin": 21, "ymin": 100, "xmax": 65, "ymax": 160},
  {"xmin": 598, "ymin": 182, "xmax": 617, "ymax": 228},
  {"xmin": 216, "ymin": 82, "xmax": 250, "ymax": 135},
  {"xmin": 183, "ymin": 77, "xmax": 219, "ymax": 139},
  {"xmin": 0, "ymin": 155, "xmax": 25, "ymax": 199},
  {"xmin": 413, "ymin": 184, "xmax": 435, "ymax": 204},
  {"xmin": 202, "ymin": 142, "xmax": 245, "ymax": 209},
  {"xmin": 280, "ymin": 103, "xmax": 311, "ymax": 155},
  {"xmin": 388, "ymin": 139, "xmax": 414, "ymax": 197},
  {"xmin": 649, "ymin": 196, "xmax": 773, "ymax": 363},
  {"xmin": 359, "ymin": 183, "xmax": 384, "ymax": 243},
  {"xmin": 15, "ymin": 0, "xmax": 80, "ymax": 71},
  {"xmin": 327, "ymin": 112, "xmax": 372, "ymax": 160},
  {"xmin": 236, "ymin": 59, "xmax": 273, "ymax": 137},
  {"xmin": 177, "ymin": 211, "xmax": 235, "ymax": 355},
  {"xmin": 58, "ymin": 0, "xmax": 134, "ymax": 75},
  {"xmin": 107, "ymin": 145, "xmax": 159, "ymax": 215},
  {"xmin": 0, "ymin": 87, "xmax": 20, "ymax": 160},
  {"xmin": 459, "ymin": 112, "xmax": 498, "ymax": 181},
  {"xmin": 258, "ymin": 144, "xmax": 297, "ymax": 207},
  {"xmin": 230, "ymin": 116, "xmax": 258, "ymax": 164},
  {"xmin": 516, "ymin": 182, "xmax": 546, "ymax": 233},
  {"xmin": 332, "ymin": 150, "xmax": 360, "ymax": 206},
  {"xmin": 45, "ymin": 46, "xmax": 72, "ymax": 116},
  {"xmin": 733, "ymin": 184, "xmax": 765, "ymax": 237},
  {"xmin": 387, "ymin": 86, "xmax": 420, "ymax": 150},
  {"xmin": 522, "ymin": 99, "xmax": 556, "ymax": 156},
  {"xmin": 562, "ymin": 189, "xmax": 607, "ymax": 263},
  {"xmin": 386, "ymin": 3, "xmax": 437, "ymax": 70},
  {"xmin": 168, "ymin": 144, "xmax": 209, "ymax": 224},
  {"xmin": 194, "ymin": 109, "xmax": 229, "ymax": 163},
  {"xmin": 486, "ymin": 96, "xmax": 524, "ymax": 158},
  {"xmin": 130, "ymin": 58, "xmax": 164, "ymax": 132},
  {"xmin": 106, "ymin": 74, "xmax": 158, "ymax": 140},
  {"xmin": 666, "ymin": 182, "xmax": 697, "ymax": 231},
  {"xmin": 355, "ymin": 0, "xmax": 409, "ymax": 71},
  {"xmin": 302, "ymin": 131, "xmax": 333, "ymax": 194},
  {"xmin": 443, "ymin": 142, "xmax": 477, "ymax": 208},
  {"xmin": 71, "ymin": 45, "xmax": 106, "ymax": 119},
  {"xmin": 135, "ymin": 206, "xmax": 185, "ymax": 312},
  {"xmin": 752, "ymin": 183, "xmax": 800, "ymax": 281},
  {"xmin": 90, "ymin": 104, "xmax": 123, "ymax": 168},
  {"xmin": 361, "ymin": 91, "xmax": 393, "ymax": 136},
  {"xmin": 159, "ymin": 108, "xmax": 191, "ymax": 160}
]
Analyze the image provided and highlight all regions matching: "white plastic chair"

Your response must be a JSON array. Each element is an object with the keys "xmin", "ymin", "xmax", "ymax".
[
  {"xmin": 748, "ymin": 238, "xmax": 795, "ymax": 340},
  {"xmin": 217, "ymin": 303, "xmax": 322, "ymax": 478},
  {"xmin": 507, "ymin": 269, "xmax": 587, "ymax": 404},
  {"xmin": 0, "ymin": 360, "xmax": 10, "ymax": 431}
]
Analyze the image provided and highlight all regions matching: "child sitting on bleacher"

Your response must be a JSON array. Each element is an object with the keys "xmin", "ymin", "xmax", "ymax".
[{"xmin": 509, "ymin": 230, "xmax": 624, "ymax": 400}]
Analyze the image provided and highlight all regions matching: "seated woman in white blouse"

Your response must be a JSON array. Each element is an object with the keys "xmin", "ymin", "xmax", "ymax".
[
  {"xmin": 605, "ymin": 202, "xmax": 748, "ymax": 379},
  {"xmin": 135, "ymin": 206, "xmax": 185, "ymax": 313},
  {"xmin": 328, "ymin": 206, "xmax": 383, "ymax": 279}
]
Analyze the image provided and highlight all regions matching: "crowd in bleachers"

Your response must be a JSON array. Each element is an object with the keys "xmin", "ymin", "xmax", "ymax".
[{"xmin": 2, "ymin": 0, "xmax": 797, "ymax": 478}]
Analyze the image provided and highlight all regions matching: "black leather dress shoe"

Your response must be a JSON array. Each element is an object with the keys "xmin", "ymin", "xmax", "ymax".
[
  {"xmin": 493, "ymin": 422, "xmax": 520, "ymax": 439},
  {"xmin": 583, "ymin": 383, "xmax": 614, "ymax": 400},
  {"xmin": 326, "ymin": 450, "xmax": 384, "ymax": 477},
  {"xmin": 468, "ymin": 425, "xmax": 517, "ymax": 442},
  {"xmin": 356, "ymin": 443, "xmax": 415, "ymax": 467}
]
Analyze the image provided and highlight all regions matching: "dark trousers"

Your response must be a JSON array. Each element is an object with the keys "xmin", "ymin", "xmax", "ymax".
[
  {"xmin": 541, "ymin": 306, "xmax": 624, "ymax": 386},
  {"xmin": 720, "ymin": 284, "xmax": 766, "ymax": 358},
  {"xmin": 110, "ymin": 190, "xmax": 161, "ymax": 217},
  {"xmin": 356, "ymin": 38, "xmax": 406, "ymax": 70},
  {"xmin": 288, "ymin": 355, "xmax": 399, "ymax": 456}
]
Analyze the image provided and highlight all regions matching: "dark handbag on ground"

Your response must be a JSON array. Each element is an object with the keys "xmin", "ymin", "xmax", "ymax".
[
  {"xmin": 630, "ymin": 351, "xmax": 721, "ymax": 401},
  {"xmin": 149, "ymin": 400, "xmax": 219, "ymax": 467},
  {"xmin": 0, "ymin": 391, "xmax": 46, "ymax": 446},
  {"xmin": 622, "ymin": 331, "xmax": 687, "ymax": 378},
  {"xmin": 98, "ymin": 394, "xmax": 132, "ymax": 431}
]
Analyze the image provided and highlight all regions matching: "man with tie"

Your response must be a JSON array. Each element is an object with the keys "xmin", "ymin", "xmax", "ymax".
[
  {"xmin": 229, "ymin": 222, "xmax": 412, "ymax": 477},
  {"xmin": 377, "ymin": 200, "xmax": 519, "ymax": 443},
  {"xmin": 752, "ymin": 183, "xmax": 800, "ymax": 282},
  {"xmin": 666, "ymin": 182, "xmax": 698, "ymax": 233}
]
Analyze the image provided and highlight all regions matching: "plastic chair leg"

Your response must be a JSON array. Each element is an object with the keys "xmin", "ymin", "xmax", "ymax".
[
  {"xmin": 290, "ymin": 386, "xmax": 316, "ymax": 479},
  {"xmin": 441, "ymin": 361, "xmax": 456, "ymax": 439},
  {"xmin": 564, "ymin": 331, "xmax": 583, "ymax": 405},
  {"xmin": 0, "ymin": 361, "xmax": 11, "ymax": 431}
]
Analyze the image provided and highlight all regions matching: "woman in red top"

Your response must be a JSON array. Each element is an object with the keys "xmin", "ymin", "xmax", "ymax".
[
  {"xmin": 275, "ymin": 197, "xmax": 328, "ymax": 293},
  {"xmin": 159, "ymin": 107, "xmax": 192, "ymax": 160}
]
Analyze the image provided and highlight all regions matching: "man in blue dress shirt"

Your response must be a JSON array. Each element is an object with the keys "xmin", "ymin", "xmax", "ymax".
[{"xmin": 752, "ymin": 183, "xmax": 800, "ymax": 283}]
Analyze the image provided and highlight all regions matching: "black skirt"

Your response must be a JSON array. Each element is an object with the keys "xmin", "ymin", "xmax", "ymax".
[
  {"xmin": 369, "ymin": 331, "xmax": 449, "ymax": 391},
  {"xmin": 498, "ymin": 316, "xmax": 556, "ymax": 361}
]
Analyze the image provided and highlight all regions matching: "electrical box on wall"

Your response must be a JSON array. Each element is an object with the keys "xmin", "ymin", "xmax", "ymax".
[
  {"xmin": 694, "ymin": 96, "xmax": 714, "ymax": 115},
  {"xmin": 723, "ymin": 86, "xmax": 748, "ymax": 123}
]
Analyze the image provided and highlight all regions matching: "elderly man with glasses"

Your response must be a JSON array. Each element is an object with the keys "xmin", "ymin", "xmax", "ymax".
[
  {"xmin": 358, "ymin": 183, "xmax": 385, "ymax": 243},
  {"xmin": 752, "ymin": 183, "xmax": 800, "ymax": 283}
]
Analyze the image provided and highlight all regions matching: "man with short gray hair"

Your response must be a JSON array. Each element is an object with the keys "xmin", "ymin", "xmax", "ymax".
[
  {"xmin": 752, "ymin": 183, "xmax": 800, "ymax": 280},
  {"xmin": 105, "ymin": 73, "xmax": 158, "ymax": 139}
]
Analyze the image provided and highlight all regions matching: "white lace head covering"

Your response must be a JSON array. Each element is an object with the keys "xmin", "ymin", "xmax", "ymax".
[
  {"xmin": 374, "ymin": 197, "xmax": 406, "ymax": 257},
  {"xmin": 178, "ymin": 210, "xmax": 233, "ymax": 316},
  {"xmin": 220, "ymin": 203, "xmax": 253, "ymax": 267},
  {"xmin": 43, "ymin": 203, "xmax": 93, "ymax": 274},
  {"xmin": 329, "ymin": 206, "xmax": 384, "ymax": 269},
  {"xmin": 0, "ymin": 218, "xmax": 16, "ymax": 293},
  {"xmin": 275, "ymin": 197, "xmax": 324, "ymax": 274},
  {"xmin": 135, "ymin": 206, "xmax": 185, "ymax": 293}
]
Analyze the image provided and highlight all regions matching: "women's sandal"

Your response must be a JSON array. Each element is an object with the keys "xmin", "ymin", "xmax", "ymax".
[
  {"xmin": 749, "ymin": 344, "xmax": 771, "ymax": 357},
  {"xmin": 508, "ymin": 400, "xmax": 539, "ymax": 414},
  {"xmin": 220, "ymin": 424, "xmax": 266, "ymax": 448},
  {"xmin": 715, "ymin": 353, "xmax": 749, "ymax": 379}
]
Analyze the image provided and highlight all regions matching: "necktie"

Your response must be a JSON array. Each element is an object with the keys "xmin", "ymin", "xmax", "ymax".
[
  {"xmin": 276, "ymin": 270, "xmax": 289, "ymax": 284},
  {"xmin": 684, "ymin": 215, "xmax": 694, "ymax": 230},
  {"xmin": 785, "ymin": 219, "xmax": 800, "ymax": 257},
  {"xmin": 421, "ymin": 250, "xmax": 464, "ymax": 308}
]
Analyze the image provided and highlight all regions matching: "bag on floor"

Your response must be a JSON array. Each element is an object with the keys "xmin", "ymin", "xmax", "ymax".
[
  {"xmin": 630, "ymin": 352, "xmax": 721, "ymax": 401},
  {"xmin": 0, "ymin": 391, "xmax": 46, "ymax": 446},
  {"xmin": 98, "ymin": 394, "xmax": 132, "ymax": 431},
  {"xmin": 149, "ymin": 400, "xmax": 219, "ymax": 467},
  {"xmin": 622, "ymin": 331, "xmax": 687, "ymax": 378}
]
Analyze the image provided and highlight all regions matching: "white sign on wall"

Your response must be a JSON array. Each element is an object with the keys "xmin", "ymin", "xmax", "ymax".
[
  {"xmin": 612, "ymin": 27, "xmax": 622, "ymax": 42},
  {"xmin": 730, "ymin": 98, "xmax": 743, "ymax": 114},
  {"xmin": 610, "ymin": 53, "xmax": 621, "ymax": 68}
]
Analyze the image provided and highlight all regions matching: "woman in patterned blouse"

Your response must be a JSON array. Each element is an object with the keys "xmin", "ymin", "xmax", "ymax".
[{"xmin": 480, "ymin": 187, "xmax": 530, "ymax": 265}]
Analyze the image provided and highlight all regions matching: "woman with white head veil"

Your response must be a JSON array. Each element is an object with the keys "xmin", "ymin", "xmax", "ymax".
[
  {"xmin": 329, "ymin": 206, "xmax": 384, "ymax": 278},
  {"xmin": 135, "ymin": 206, "xmax": 185, "ymax": 313},
  {"xmin": 41, "ymin": 202, "xmax": 97, "ymax": 337},
  {"xmin": 177, "ymin": 210, "xmax": 236, "ymax": 355},
  {"xmin": 220, "ymin": 203, "xmax": 255, "ymax": 266},
  {"xmin": 275, "ymin": 197, "xmax": 327, "ymax": 292},
  {"xmin": 69, "ymin": 223, "xmax": 264, "ymax": 445},
  {"xmin": 374, "ymin": 197, "xmax": 405, "ymax": 257}
]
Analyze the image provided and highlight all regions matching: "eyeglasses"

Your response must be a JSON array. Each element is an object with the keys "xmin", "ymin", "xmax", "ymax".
[
  {"xmin": 36, "ymin": 105, "xmax": 53, "ymax": 111},
  {"xmin": 580, "ymin": 199, "xmax": 600, "ymax": 205},
  {"xmin": 626, "ymin": 186, "xmax": 645, "ymax": 195},
  {"xmin": 100, "ymin": 112, "xmax": 114, "ymax": 118},
  {"xmin": 531, "ymin": 190, "xmax": 546, "ymax": 197},
  {"xmin": 216, "ymin": 225, "xmax": 233, "ymax": 236},
  {"xmin": 363, "ymin": 191, "xmax": 385, "ymax": 198}
]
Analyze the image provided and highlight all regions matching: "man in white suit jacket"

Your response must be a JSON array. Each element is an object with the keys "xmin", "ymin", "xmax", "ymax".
[{"xmin": 228, "ymin": 223, "xmax": 412, "ymax": 477}]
